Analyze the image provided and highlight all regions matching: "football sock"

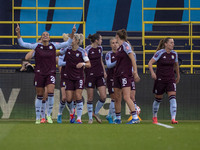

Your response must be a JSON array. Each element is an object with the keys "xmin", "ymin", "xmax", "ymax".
[
  {"xmin": 131, "ymin": 111, "xmax": 138, "ymax": 119},
  {"xmin": 58, "ymin": 100, "xmax": 66, "ymax": 115},
  {"xmin": 76, "ymin": 99, "xmax": 83, "ymax": 120},
  {"xmin": 134, "ymin": 101, "xmax": 137, "ymax": 111},
  {"xmin": 94, "ymin": 99, "xmax": 105, "ymax": 115},
  {"xmin": 87, "ymin": 101, "xmax": 93, "ymax": 120},
  {"xmin": 41, "ymin": 100, "xmax": 46, "ymax": 119},
  {"xmin": 35, "ymin": 96, "xmax": 43, "ymax": 120},
  {"xmin": 116, "ymin": 112, "xmax": 121, "ymax": 120},
  {"xmin": 169, "ymin": 95, "xmax": 177, "ymax": 120},
  {"xmin": 152, "ymin": 98, "xmax": 162, "ymax": 117},
  {"xmin": 110, "ymin": 100, "xmax": 115, "ymax": 118},
  {"xmin": 47, "ymin": 93, "xmax": 54, "ymax": 117},
  {"xmin": 66, "ymin": 101, "xmax": 74, "ymax": 114},
  {"xmin": 73, "ymin": 101, "xmax": 76, "ymax": 109}
]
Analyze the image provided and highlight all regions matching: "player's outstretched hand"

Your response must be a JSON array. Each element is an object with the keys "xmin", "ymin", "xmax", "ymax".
[{"xmin": 72, "ymin": 24, "xmax": 76, "ymax": 33}]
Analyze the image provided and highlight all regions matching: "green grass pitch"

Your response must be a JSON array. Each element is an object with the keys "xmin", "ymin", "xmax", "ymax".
[{"xmin": 0, "ymin": 120, "xmax": 199, "ymax": 150}]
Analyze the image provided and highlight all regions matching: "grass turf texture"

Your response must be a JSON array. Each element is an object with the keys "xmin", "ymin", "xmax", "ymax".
[{"xmin": 0, "ymin": 120, "xmax": 199, "ymax": 150}]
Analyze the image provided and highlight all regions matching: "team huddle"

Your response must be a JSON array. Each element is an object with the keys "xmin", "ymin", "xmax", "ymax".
[{"xmin": 15, "ymin": 24, "xmax": 180, "ymax": 124}]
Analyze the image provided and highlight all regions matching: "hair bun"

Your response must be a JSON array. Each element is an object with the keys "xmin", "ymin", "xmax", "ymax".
[{"xmin": 88, "ymin": 34, "xmax": 92, "ymax": 39}]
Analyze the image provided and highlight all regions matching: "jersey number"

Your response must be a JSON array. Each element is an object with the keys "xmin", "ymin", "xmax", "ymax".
[{"xmin": 50, "ymin": 76, "xmax": 55, "ymax": 84}]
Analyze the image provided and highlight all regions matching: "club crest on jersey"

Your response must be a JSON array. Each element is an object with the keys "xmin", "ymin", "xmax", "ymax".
[
  {"xmin": 76, "ymin": 53, "xmax": 80, "ymax": 57},
  {"xmin": 68, "ymin": 52, "xmax": 71, "ymax": 55},
  {"xmin": 91, "ymin": 51, "xmax": 94, "ymax": 54},
  {"xmin": 88, "ymin": 82, "xmax": 92, "ymax": 87},
  {"xmin": 49, "ymin": 46, "xmax": 53, "ymax": 49},
  {"xmin": 171, "ymin": 55, "xmax": 174, "ymax": 59},
  {"xmin": 163, "ymin": 56, "xmax": 166, "ymax": 59},
  {"xmin": 40, "ymin": 46, "xmax": 43, "ymax": 49}
]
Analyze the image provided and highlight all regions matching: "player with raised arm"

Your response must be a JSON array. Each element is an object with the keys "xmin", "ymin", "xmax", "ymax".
[
  {"xmin": 57, "ymin": 33, "xmax": 77, "ymax": 123},
  {"xmin": 16, "ymin": 24, "xmax": 76, "ymax": 124},
  {"xmin": 85, "ymin": 33, "xmax": 107, "ymax": 124},
  {"xmin": 57, "ymin": 33, "xmax": 91, "ymax": 124},
  {"xmin": 148, "ymin": 38, "xmax": 180, "ymax": 124}
]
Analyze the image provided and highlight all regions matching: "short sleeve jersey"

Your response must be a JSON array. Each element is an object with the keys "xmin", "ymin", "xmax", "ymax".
[
  {"xmin": 105, "ymin": 51, "xmax": 117, "ymax": 79},
  {"xmin": 114, "ymin": 42, "xmax": 133, "ymax": 78},
  {"xmin": 153, "ymin": 49, "xmax": 178, "ymax": 82},
  {"xmin": 34, "ymin": 43, "xmax": 56, "ymax": 75},
  {"xmin": 63, "ymin": 46, "xmax": 88, "ymax": 80},
  {"xmin": 84, "ymin": 45, "xmax": 104, "ymax": 77}
]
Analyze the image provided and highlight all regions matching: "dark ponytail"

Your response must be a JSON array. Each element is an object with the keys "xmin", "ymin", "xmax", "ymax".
[{"xmin": 88, "ymin": 33, "xmax": 100, "ymax": 43}]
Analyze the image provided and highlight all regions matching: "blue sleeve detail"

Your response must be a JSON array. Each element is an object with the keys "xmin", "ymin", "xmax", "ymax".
[
  {"xmin": 153, "ymin": 49, "xmax": 165, "ymax": 61},
  {"xmin": 18, "ymin": 38, "xmax": 38, "ymax": 49},
  {"xmin": 54, "ymin": 38, "xmax": 73, "ymax": 49},
  {"xmin": 173, "ymin": 51, "xmax": 178, "ymax": 62},
  {"xmin": 58, "ymin": 55, "xmax": 66, "ymax": 66},
  {"xmin": 105, "ymin": 52, "xmax": 116, "ymax": 68},
  {"xmin": 85, "ymin": 45, "xmax": 91, "ymax": 55},
  {"xmin": 100, "ymin": 46, "xmax": 103, "ymax": 57},
  {"xmin": 59, "ymin": 47, "xmax": 67, "ymax": 55},
  {"xmin": 122, "ymin": 42, "xmax": 132, "ymax": 55}
]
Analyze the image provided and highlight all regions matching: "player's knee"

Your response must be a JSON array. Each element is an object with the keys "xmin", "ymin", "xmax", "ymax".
[
  {"xmin": 76, "ymin": 94, "xmax": 82, "ymax": 100},
  {"xmin": 123, "ymin": 95, "xmax": 130, "ymax": 102}
]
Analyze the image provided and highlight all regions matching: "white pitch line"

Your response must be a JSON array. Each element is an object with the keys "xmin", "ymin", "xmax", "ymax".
[{"xmin": 156, "ymin": 122, "xmax": 174, "ymax": 128}]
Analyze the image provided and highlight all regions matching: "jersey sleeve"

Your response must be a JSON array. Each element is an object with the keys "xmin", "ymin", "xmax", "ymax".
[
  {"xmin": 59, "ymin": 47, "xmax": 67, "ymax": 55},
  {"xmin": 123, "ymin": 42, "xmax": 133, "ymax": 55},
  {"xmin": 18, "ymin": 38, "xmax": 38, "ymax": 49},
  {"xmin": 58, "ymin": 55, "xmax": 66, "ymax": 66},
  {"xmin": 54, "ymin": 38, "xmax": 73, "ymax": 49},
  {"xmin": 100, "ymin": 46, "xmax": 103, "ymax": 57},
  {"xmin": 152, "ymin": 50, "xmax": 163, "ymax": 61},
  {"xmin": 175, "ymin": 51, "xmax": 178, "ymax": 62},
  {"xmin": 85, "ymin": 45, "xmax": 91, "ymax": 55},
  {"xmin": 80, "ymin": 48, "xmax": 89, "ymax": 62},
  {"xmin": 105, "ymin": 52, "xmax": 116, "ymax": 69}
]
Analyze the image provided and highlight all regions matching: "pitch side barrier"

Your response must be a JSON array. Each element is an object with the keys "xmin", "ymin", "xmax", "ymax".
[{"xmin": 0, "ymin": 73, "xmax": 199, "ymax": 120}]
